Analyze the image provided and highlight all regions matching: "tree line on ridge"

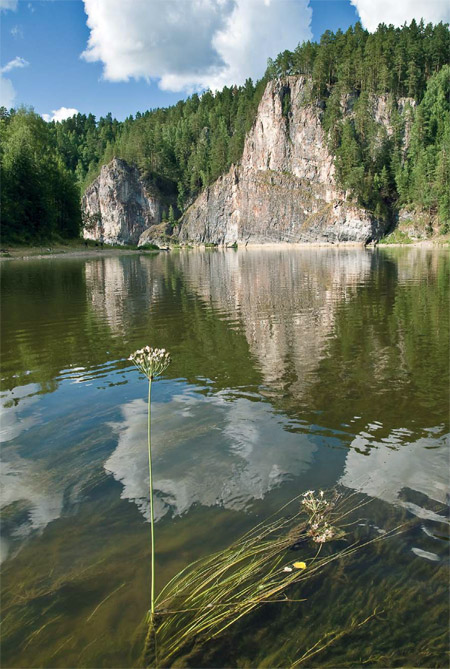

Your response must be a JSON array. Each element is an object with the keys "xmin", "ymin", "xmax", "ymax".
[{"xmin": 1, "ymin": 20, "xmax": 448, "ymax": 244}]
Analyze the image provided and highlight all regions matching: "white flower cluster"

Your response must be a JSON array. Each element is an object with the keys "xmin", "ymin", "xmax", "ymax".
[
  {"xmin": 301, "ymin": 490, "xmax": 337, "ymax": 544},
  {"xmin": 128, "ymin": 346, "xmax": 171, "ymax": 380},
  {"xmin": 309, "ymin": 524, "xmax": 336, "ymax": 544},
  {"xmin": 301, "ymin": 489, "xmax": 327, "ymax": 514}
]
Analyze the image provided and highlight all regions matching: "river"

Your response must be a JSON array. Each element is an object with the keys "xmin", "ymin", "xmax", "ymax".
[{"xmin": 1, "ymin": 247, "xmax": 448, "ymax": 667}]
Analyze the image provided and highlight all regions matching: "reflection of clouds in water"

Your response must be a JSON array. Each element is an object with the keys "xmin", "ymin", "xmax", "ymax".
[
  {"xmin": 411, "ymin": 547, "xmax": 440, "ymax": 562},
  {"xmin": 0, "ymin": 455, "xmax": 64, "ymax": 563},
  {"xmin": 1, "ymin": 458, "xmax": 64, "ymax": 528},
  {"xmin": 340, "ymin": 425, "xmax": 449, "ymax": 523},
  {"xmin": 105, "ymin": 387, "xmax": 317, "ymax": 521},
  {"xmin": 0, "ymin": 383, "xmax": 41, "ymax": 443},
  {"xmin": 0, "ymin": 384, "xmax": 54, "ymax": 563}
]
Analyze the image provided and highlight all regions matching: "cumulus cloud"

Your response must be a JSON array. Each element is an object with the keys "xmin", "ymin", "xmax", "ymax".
[
  {"xmin": 42, "ymin": 106, "xmax": 79, "ymax": 122},
  {"xmin": 81, "ymin": 0, "xmax": 312, "ymax": 92},
  {"xmin": 351, "ymin": 0, "xmax": 450, "ymax": 32}
]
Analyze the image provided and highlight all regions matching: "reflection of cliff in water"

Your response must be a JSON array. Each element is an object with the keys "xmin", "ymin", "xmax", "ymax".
[
  {"xmin": 176, "ymin": 248, "xmax": 374, "ymax": 397},
  {"xmin": 84, "ymin": 256, "xmax": 165, "ymax": 337},
  {"xmin": 171, "ymin": 247, "xmax": 449, "ymax": 532}
]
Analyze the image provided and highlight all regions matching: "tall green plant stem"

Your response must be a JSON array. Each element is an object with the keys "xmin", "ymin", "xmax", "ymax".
[{"xmin": 148, "ymin": 378, "xmax": 155, "ymax": 617}]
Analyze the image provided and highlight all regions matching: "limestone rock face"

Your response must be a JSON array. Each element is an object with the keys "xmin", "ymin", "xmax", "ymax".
[
  {"xmin": 180, "ymin": 77, "xmax": 385, "ymax": 245},
  {"xmin": 82, "ymin": 158, "xmax": 167, "ymax": 245}
]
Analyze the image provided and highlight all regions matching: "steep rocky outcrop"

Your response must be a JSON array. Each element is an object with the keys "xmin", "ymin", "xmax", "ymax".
[
  {"xmin": 82, "ymin": 158, "xmax": 171, "ymax": 245},
  {"xmin": 82, "ymin": 80, "xmax": 415, "ymax": 247},
  {"xmin": 180, "ymin": 77, "xmax": 385, "ymax": 245}
]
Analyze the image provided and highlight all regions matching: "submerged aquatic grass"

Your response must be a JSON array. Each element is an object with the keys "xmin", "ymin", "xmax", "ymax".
[
  {"xmin": 143, "ymin": 489, "xmax": 403, "ymax": 667},
  {"xmin": 128, "ymin": 351, "xmax": 405, "ymax": 667}
]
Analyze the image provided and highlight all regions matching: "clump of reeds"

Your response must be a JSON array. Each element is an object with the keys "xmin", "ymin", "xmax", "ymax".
[{"xmin": 143, "ymin": 489, "xmax": 401, "ymax": 667}]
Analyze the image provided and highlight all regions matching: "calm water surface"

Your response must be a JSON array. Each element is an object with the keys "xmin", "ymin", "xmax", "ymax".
[{"xmin": 1, "ymin": 247, "xmax": 449, "ymax": 667}]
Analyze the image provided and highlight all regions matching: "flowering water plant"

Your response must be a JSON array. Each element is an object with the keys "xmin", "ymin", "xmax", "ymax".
[
  {"xmin": 148, "ymin": 488, "xmax": 399, "ymax": 667},
  {"xmin": 302, "ymin": 489, "xmax": 342, "ymax": 543},
  {"xmin": 128, "ymin": 346, "xmax": 171, "ymax": 626},
  {"xmin": 128, "ymin": 346, "xmax": 171, "ymax": 380}
]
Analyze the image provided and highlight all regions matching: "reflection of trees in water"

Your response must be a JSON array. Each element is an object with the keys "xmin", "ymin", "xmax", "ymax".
[
  {"xmin": 83, "ymin": 252, "xmax": 264, "ymax": 390},
  {"xmin": 170, "ymin": 248, "xmax": 447, "ymax": 433},
  {"xmin": 303, "ymin": 249, "xmax": 449, "ymax": 432},
  {"xmin": 1, "ymin": 260, "xmax": 90, "ymax": 394},
  {"xmin": 3, "ymin": 248, "xmax": 447, "ymax": 425},
  {"xmin": 1, "ymin": 254, "xmax": 263, "ymax": 400},
  {"xmin": 172, "ymin": 248, "xmax": 449, "ymax": 528}
]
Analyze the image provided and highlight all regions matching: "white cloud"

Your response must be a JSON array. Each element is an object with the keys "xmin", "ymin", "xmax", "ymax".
[
  {"xmin": 0, "ymin": 57, "xmax": 29, "ymax": 109},
  {"xmin": 0, "ymin": 75, "xmax": 16, "ymax": 108},
  {"xmin": 1, "ymin": 56, "xmax": 29, "ymax": 73},
  {"xmin": 0, "ymin": 0, "xmax": 18, "ymax": 10},
  {"xmin": 351, "ymin": 0, "xmax": 450, "ymax": 32},
  {"xmin": 81, "ymin": 0, "xmax": 312, "ymax": 92},
  {"xmin": 42, "ymin": 106, "xmax": 79, "ymax": 122}
]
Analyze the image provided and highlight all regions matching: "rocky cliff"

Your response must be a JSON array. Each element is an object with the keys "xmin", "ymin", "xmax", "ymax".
[
  {"xmin": 82, "ymin": 79, "xmax": 414, "ymax": 247},
  {"xmin": 82, "ymin": 158, "xmax": 171, "ymax": 245},
  {"xmin": 180, "ymin": 77, "xmax": 385, "ymax": 245}
]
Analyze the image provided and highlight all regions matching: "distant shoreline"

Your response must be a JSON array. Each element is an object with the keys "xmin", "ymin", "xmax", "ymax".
[
  {"xmin": 0, "ymin": 238, "xmax": 446, "ymax": 261},
  {"xmin": 0, "ymin": 245, "xmax": 160, "ymax": 261}
]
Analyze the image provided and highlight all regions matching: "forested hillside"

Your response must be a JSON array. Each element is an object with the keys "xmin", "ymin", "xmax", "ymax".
[
  {"xmin": 0, "ymin": 109, "xmax": 81, "ymax": 243},
  {"xmin": 1, "ymin": 20, "xmax": 448, "ymax": 244},
  {"xmin": 267, "ymin": 20, "xmax": 449, "ymax": 223},
  {"xmin": 51, "ymin": 77, "xmax": 266, "ymax": 210}
]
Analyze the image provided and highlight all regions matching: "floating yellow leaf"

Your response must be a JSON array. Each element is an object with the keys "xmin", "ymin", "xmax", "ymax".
[{"xmin": 293, "ymin": 561, "xmax": 306, "ymax": 570}]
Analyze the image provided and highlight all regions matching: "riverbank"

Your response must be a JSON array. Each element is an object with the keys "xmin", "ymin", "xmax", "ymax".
[
  {"xmin": 1, "ymin": 237, "xmax": 447, "ymax": 261},
  {"xmin": 0, "ymin": 243, "xmax": 161, "ymax": 261}
]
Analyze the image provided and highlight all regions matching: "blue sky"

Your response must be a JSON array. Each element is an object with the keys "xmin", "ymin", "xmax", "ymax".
[{"xmin": 1, "ymin": 0, "xmax": 448, "ymax": 121}]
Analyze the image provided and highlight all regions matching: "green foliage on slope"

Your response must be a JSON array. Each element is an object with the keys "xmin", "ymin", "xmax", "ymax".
[
  {"xmin": 1, "ymin": 20, "xmax": 448, "ymax": 244},
  {"xmin": 267, "ymin": 20, "xmax": 449, "ymax": 226},
  {"xmin": 110, "ymin": 79, "xmax": 267, "ymax": 208},
  {"xmin": 0, "ymin": 108, "xmax": 81, "ymax": 244},
  {"xmin": 399, "ymin": 66, "xmax": 450, "ymax": 228},
  {"xmin": 47, "ymin": 78, "xmax": 266, "ymax": 210}
]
